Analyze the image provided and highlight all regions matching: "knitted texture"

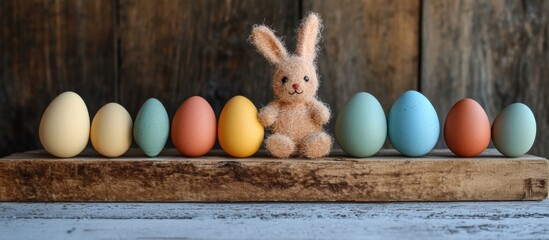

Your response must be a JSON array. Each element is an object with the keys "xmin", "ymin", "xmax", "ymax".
[{"xmin": 250, "ymin": 12, "xmax": 332, "ymax": 158}]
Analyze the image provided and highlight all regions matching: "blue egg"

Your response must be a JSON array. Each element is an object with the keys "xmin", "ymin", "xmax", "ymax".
[
  {"xmin": 388, "ymin": 90, "xmax": 440, "ymax": 157},
  {"xmin": 133, "ymin": 98, "xmax": 170, "ymax": 157}
]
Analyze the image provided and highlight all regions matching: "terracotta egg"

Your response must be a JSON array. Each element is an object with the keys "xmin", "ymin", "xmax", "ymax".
[
  {"xmin": 171, "ymin": 96, "xmax": 217, "ymax": 157},
  {"xmin": 444, "ymin": 98, "xmax": 491, "ymax": 157}
]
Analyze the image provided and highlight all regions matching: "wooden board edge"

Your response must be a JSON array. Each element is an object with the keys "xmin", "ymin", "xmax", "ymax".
[{"xmin": 0, "ymin": 150, "xmax": 547, "ymax": 202}]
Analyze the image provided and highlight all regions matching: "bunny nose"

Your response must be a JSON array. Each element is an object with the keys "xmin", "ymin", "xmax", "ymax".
[{"xmin": 292, "ymin": 84, "xmax": 299, "ymax": 90}]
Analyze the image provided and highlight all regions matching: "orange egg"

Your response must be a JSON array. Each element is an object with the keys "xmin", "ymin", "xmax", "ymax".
[
  {"xmin": 171, "ymin": 96, "xmax": 217, "ymax": 157},
  {"xmin": 444, "ymin": 98, "xmax": 491, "ymax": 157}
]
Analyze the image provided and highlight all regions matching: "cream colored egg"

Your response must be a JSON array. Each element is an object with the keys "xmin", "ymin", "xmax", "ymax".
[
  {"xmin": 91, "ymin": 103, "xmax": 133, "ymax": 157},
  {"xmin": 39, "ymin": 91, "xmax": 90, "ymax": 158}
]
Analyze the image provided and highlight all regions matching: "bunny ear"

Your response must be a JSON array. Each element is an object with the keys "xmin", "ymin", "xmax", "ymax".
[
  {"xmin": 296, "ymin": 13, "xmax": 322, "ymax": 63},
  {"xmin": 250, "ymin": 25, "xmax": 288, "ymax": 65}
]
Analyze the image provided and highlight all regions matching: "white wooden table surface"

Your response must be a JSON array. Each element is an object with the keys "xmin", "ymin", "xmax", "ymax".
[{"xmin": 1, "ymin": 201, "xmax": 548, "ymax": 240}]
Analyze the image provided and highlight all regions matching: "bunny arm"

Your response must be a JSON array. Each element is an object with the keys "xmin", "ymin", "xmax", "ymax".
[
  {"xmin": 307, "ymin": 100, "xmax": 331, "ymax": 125},
  {"xmin": 258, "ymin": 102, "xmax": 280, "ymax": 127}
]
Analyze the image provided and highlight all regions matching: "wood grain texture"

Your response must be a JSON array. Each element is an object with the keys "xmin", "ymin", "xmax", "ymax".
[
  {"xmin": 0, "ymin": 149, "xmax": 547, "ymax": 202},
  {"xmin": 118, "ymin": 0, "xmax": 299, "ymax": 120},
  {"xmin": 303, "ymin": 0, "xmax": 419, "ymax": 112},
  {"xmin": 422, "ymin": 0, "xmax": 549, "ymax": 158},
  {"xmin": 0, "ymin": 0, "xmax": 116, "ymax": 157},
  {"xmin": 1, "ymin": 0, "xmax": 548, "ymax": 166},
  {"xmin": 2, "ymin": 202, "xmax": 549, "ymax": 239}
]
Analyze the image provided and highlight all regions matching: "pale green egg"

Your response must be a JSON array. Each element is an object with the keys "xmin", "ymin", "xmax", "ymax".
[
  {"xmin": 335, "ymin": 92, "xmax": 387, "ymax": 157},
  {"xmin": 133, "ymin": 98, "xmax": 170, "ymax": 157},
  {"xmin": 492, "ymin": 103, "xmax": 536, "ymax": 157}
]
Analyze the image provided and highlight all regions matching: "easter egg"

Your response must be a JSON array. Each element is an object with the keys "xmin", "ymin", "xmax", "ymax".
[
  {"xmin": 335, "ymin": 92, "xmax": 386, "ymax": 157},
  {"xmin": 39, "ymin": 91, "xmax": 90, "ymax": 158},
  {"xmin": 444, "ymin": 98, "xmax": 491, "ymax": 157},
  {"xmin": 218, "ymin": 96, "xmax": 264, "ymax": 157},
  {"xmin": 492, "ymin": 103, "xmax": 536, "ymax": 157},
  {"xmin": 388, "ymin": 90, "xmax": 440, "ymax": 157},
  {"xmin": 171, "ymin": 96, "xmax": 217, "ymax": 157},
  {"xmin": 134, "ymin": 98, "xmax": 169, "ymax": 157},
  {"xmin": 91, "ymin": 103, "xmax": 133, "ymax": 157}
]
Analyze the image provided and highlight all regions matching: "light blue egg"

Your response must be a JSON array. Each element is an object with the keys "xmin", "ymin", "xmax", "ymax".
[
  {"xmin": 388, "ymin": 90, "xmax": 440, "ymax": 157},
  {"xmin": 133, "ymin": 98, "xmax": 170, "ymax": 157},
  {"xmin": 335, "ymin": 92, "xmax": 387, "ymax": 157},
  {"xmin": 492, "ymin": 103, "xmax": 536, "ymax": 157}
]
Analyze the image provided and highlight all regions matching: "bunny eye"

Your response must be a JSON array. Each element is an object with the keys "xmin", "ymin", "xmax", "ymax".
[
  {"xmin": 281, "ymin": 77, "xmax": 289, "ymax": 84},
  {"xmin": 304, "ymin": 76, "xmax": 309, "ymax": 82}
]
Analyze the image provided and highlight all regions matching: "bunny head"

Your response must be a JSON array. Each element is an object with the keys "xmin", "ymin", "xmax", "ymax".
[{"xmin": 250, "ymin": 13, "xmax": 322, "ymax": 103}]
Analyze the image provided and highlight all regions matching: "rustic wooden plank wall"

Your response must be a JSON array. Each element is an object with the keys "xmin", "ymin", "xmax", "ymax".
[
  {"xmin": 303, "ymin": 0, "xmax": 419, "ymax": 111},
  {"xmin": 0, "ymin": 0, "xmax": 547, "ymax": 158},
  {"xmin": 422, "ymin": 0, "xmax": 549, "ymax": 154},
  {"xmin": 118, "ymin": 0, "xmax": 299, "ymax": 118},
  {"xmin": 0, "ymin": 0, "xmax": 116, "ymax": 156}
]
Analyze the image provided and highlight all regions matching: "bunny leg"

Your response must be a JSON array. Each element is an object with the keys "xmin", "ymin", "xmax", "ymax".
[
  {"xmin": 301, "ymin": 131, "xmax": 332, "ymax": 158},
  {"xmin": 266, "ymin": 133, "xmax": 296, "ymax": 158}
]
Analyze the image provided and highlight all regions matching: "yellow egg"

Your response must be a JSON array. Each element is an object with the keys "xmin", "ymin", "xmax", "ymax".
[
  {"xmin": 39, "ymin": 91, "xmax": 90, "ymax": 158},
  {"xmin": 218, "ymin": 96, "xmax": 264, "ymax": 157},
  {"xmin": 91, "ymin": 103, "xmax": 133, "ymax": 157}
]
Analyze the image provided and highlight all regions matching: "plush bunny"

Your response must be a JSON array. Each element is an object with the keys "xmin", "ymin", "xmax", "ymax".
[{"xmin": 250, "ymin": 13, "xmax": 332, "ymax": 158}]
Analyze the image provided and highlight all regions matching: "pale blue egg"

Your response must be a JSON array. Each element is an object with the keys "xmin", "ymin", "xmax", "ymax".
[
  {"xmin": 133, "ymin": 98, "xmax": 170, "ymax": 157},
  {"xmin": 492, "ymin": 103, "xmax": 536, "ymax": 157},
  {"xmin": 388, "ymin": 90, "xmax": 439, "ymax": 157},
  {"xmin": 335, "ymin": 92, "xmax": 387, "ymax": 157}
]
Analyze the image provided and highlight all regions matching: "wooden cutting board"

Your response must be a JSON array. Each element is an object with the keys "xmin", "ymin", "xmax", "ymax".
[{"xmin": 0, "ymin": 149, "xmax": 547, "ymax": 202}]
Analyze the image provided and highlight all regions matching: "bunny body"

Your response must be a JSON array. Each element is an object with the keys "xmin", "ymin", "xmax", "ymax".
[{"xmin": 251, "ymin": 13, "xmax": 332, "ymax": 158}]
